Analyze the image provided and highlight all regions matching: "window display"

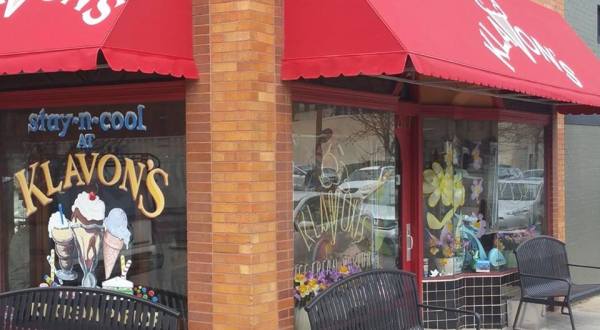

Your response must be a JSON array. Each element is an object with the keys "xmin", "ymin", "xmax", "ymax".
[
  {"xmin": 1, "ymin": 102, "xmax": 186, "ymax": 313},
  {"xmin": 292, "ymin": 102, "xmax": 397, "ymax": 312},
  {"xmin": 423, "ymin": 118, "xmax": 545, "ymax": 276}
]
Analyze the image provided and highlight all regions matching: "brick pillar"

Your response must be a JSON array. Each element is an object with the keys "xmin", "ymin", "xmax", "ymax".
[
  {"xmin": 532, "ymin": 0, "xmax": 564, "ymax": 15},
  {"xmin": 187, "ymin": 0, "xmax": 293, "ymax": 329},
  {"xmin": 552, "ymin": 111, "xmax": 566, "ymax": 241},
  {"xmin": 274, "ymin": 0, "xmax": 294, "ymax": 328},
  {"xmin": 187, "ymin": 0, "xmax": 213, "ymax": 329},
  {"xmin": 531, "ymin": 0, "xmax": 566, "ymax": 241}
]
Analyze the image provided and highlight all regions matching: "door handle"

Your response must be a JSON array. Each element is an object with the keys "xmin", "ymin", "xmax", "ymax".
[{"xmin": 406, "ymin": 224, "xmax": 413, "ymax": 262}]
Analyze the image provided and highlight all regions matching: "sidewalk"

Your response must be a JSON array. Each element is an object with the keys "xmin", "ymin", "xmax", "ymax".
[{"xmin": 535, "ymin": 296, "xmax": 600, "ymax": 330}]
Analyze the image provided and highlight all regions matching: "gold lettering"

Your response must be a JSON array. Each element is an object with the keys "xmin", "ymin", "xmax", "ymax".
[
  {"xmin": 75, "ymin": 153, "xmax": 99, "ymax": 185},
  {"xmin": 39, "ymin": 161, "xmax": 63, "ymax": 196},
  {"xmin": 119, "ymin": 158, "xmax": 146, "ymax": 201},
  {"xmin": 97, "ymin": 154, "xmax": 122, "ymax": 186},
  {"xmin": 138, "ymin": 167, "xmax": 168, "ymax": 218},
  {"xmin": 63, "ymin": 154, "xmax": 84, "ymax": 189},
  {"xmin": 14, "ymin": 163, "xmax": 53, "ymax": 217}
]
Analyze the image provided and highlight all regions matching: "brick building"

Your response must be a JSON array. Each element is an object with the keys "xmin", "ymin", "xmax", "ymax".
[{"xmin": 0, "ymin": 0, "xmax": 599, "ymax": 329}]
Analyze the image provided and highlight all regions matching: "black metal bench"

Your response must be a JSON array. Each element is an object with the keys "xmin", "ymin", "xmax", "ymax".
[
  {"xmin": 0, "ymin": 287, "xmax": 183, "ymax": 330},
  {"xmin": 514, "ymin": 235, "xmax": 600, "ymax": 330},
  {"xmin": 304, "ymin": 270, "xmax": 480, "ymax": 330}
]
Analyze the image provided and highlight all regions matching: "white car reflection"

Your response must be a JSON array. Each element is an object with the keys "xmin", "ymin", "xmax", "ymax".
[
  {"xmin": 497, "ymin": 179, "xmax": 544, "ymax": 230},
  {"xmin": 359, "ymin": 180, "xmax": 398, "ymax": 266},
  {"xmin": 337, "ymin": 166, "xmax": 394, "ymax": 198}
]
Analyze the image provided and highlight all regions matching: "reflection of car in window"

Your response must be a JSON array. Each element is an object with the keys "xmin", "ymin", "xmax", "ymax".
[
  {"xmin": 498, "ymin": 165, "xmax": 523, "ymax": 179},
  {"xmin": 497, "ymin": 180, "xmax": 544, "ymax": 230},
  {"xmin": 360, "ymin": 180, "xmax": 398, "ymax": 268},
  {"xmin": 337, "ymin": 166, "xmax": 394, "ymax": 197},
  {"xmin": 522, "ymin": 169, "xmax": 544, "ymax": 180}
]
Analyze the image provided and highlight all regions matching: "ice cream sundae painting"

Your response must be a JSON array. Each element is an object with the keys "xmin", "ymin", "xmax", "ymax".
[
  {"xmin": 45, "ymin": 191, "xmax": 132, "ymax": 288},
  {"xmin": 47, "ymin": 208, "xmax": 77, "ymax": 281}
]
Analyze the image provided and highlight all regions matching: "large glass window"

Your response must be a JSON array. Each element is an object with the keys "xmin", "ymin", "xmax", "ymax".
[
  {"xmin": 0, "ymin": 102, "xmax": 186, "ymax": 315},
  {"xmin": 423, "ymin": 118, "xmax": 545, "ymax": 276},
  {"xmin": 292, "ymin": 102, "xmax": 397, "ymax": 312}
]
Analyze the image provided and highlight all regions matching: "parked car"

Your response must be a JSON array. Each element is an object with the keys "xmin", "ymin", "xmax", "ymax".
[
  {"xmin": 498, "ymin": 165, "xmax": 523, "ymax": 179},
  {"xmin": 497, "ymin": 179, "xmax": 544, "ymax": 230},
  {"xmin": 522, "ymin": 169, "xmax": 544, "ymax": 180},
  {"xmin": 359, "ymin": 180, "xmax": 398, "ymax": 268},
  {"xmin": 337, "ymin": 166, "xmax": 395, "ymax": 198}
]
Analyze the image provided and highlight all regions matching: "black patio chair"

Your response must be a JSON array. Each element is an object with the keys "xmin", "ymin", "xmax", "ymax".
[
  {"xmin": 514, "ymin": 235, "xmax": 600, "ymax": 330},
  {"xmin": 304, "ymin": 270, "xmax": 480, "ymax": 330},
  {"xmin": 0, "ymin": 286, "xmax": 183, "ymax": 330}
]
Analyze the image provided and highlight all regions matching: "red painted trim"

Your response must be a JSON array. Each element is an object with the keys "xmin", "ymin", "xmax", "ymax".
[
  {"xmin": 0, "ymin": 81, "xmax": 185, "ymax": 109},
  {"xmin": 415, "ymin": 116, "xmax": 425, "ymax": 293},
  {"xmin": 413, "ymin": 104, "xmax": 551, "ymax": 125},
  {"xmin": 545, "ymin": 122, "xmax": 554, "ymax": 236},
  {"xmin": 289, "ymin": 82, "xmax": 398, "ymax": 111},
  {"xmin": 555, "ymin": 104, "xmax": 600, "ymax": 115}
]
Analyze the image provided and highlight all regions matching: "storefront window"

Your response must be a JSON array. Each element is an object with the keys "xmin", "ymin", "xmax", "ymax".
[
  {"xmin": 1, "ymin": 102, "xmax": 186, "ymax": 313},
  {"xmin": 423, "ymin": 118, "xmax": 544, "ymax": 277},
  {"xmin": 292, "ymin": 102, "xmax": 397, "ymax": 310}
]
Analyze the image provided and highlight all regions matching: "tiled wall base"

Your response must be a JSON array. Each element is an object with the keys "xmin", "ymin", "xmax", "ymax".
[{"xmin": 423, "ymin": 270, "xmax": 519, "ymax": 329}]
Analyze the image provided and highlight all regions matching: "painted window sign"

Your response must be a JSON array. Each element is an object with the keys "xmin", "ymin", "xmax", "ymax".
[
  {"xmin": 20, "ymin": 105, "xmax": 167, "ymax": 220},
  {"xmin": 15, "ymin": 153, "xmax": 169, "ymax": 219},
  {"xmin": 475, "ymin": 0, "xmax": 583, "ymax": 88},
  {"xmin": 0, "ymin": 0, "xmax": 126, "ymax": 25},
  {"xmin": 5, "ymin": 102, "xmax": 185, "ymax": 307},
  {"xmin": 28, "ymin": 104, "xmax": 147, "ymax": 149}
]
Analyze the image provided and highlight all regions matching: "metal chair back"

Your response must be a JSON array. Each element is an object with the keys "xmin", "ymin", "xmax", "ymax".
[
  {"xmin": 515, "ymin": 235, "xmax": 571, "ymax": 297},
  {"xmin": 304, "ymin": 270, "xmax": 422, "ymax": 330},
  {"xmin": 0, "ymin": 287, "xmax": 182, "ymax": 330}
]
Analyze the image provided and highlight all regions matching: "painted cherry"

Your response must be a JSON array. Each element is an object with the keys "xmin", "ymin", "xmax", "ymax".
[{"xmin": 89, "ymin": 192, "xmax": 97, "ymax": 201}]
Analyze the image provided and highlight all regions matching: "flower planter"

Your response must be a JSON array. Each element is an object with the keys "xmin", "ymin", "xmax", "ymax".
[
  {"xmin": 295, "ymin": 306, "xmax": 311, "ymax": 330},
  {"xmin": 434, "ymin": 257, "xmax": 455, "ymax": 276}
]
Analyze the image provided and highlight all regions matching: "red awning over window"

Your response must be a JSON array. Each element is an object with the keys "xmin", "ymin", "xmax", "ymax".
[
  {"xmin": 283, "ymin": 0, "xmax": 600, "ymax": 108},
  {"xmin": 0, "ymin": 0, "xmax": 197, "ymax": 78}
]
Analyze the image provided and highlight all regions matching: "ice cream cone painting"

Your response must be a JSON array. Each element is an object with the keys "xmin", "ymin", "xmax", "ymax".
[
  {"xmin": 71, "ymin": 191, "xmax": 105, "ymax": 288},
  {"xmin": 103, "ymin": 208, "xmax": 131, "ymax": 279}
]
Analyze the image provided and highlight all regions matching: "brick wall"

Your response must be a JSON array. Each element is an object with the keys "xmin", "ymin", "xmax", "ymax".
[
  {"xmin": 187, "ymin": 0, "xmax": 212, "ymax": 328},
  {"xmin": 187, "ymin": 0, "xmax": 293, "ymax": 329}
]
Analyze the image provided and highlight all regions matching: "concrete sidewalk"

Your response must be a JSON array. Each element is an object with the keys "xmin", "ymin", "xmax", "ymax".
[{"xmin": 526, "ymin": 296, "xmax": 600, "ymax": 330}]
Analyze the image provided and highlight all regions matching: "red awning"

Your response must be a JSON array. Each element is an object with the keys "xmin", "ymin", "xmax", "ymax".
[
  {"xmin": 284, "ymin": 0, "xmax": 600, "ymax": 108},
  {"xmin": 0, "ymin": 0, "xmax": 197, "ymax": 78}
]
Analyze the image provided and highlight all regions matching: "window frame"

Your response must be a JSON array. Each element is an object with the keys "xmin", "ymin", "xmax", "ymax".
[
  {"xmin": 0, "ymin": 80, "xmax": 186, "ymax": 292},
  {"xmin": 289, "ymin": 81, "xmax": 554, "ymax": 283}
]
